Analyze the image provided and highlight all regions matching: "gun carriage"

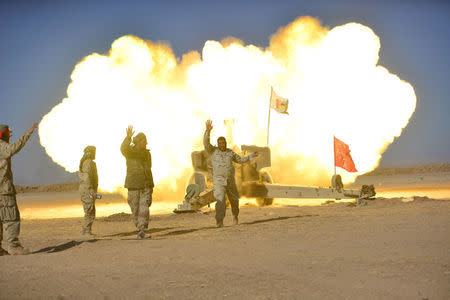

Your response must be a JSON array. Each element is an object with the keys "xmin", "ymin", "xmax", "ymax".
[{"xmin": 174, "ymin": 145, "xmax": 375, "ymax": 213}]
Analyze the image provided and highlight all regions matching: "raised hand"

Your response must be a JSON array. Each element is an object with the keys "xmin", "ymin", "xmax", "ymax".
[
  {"xmin": 27, "ymin": 122, "xmax": 38, "ymax": 135},
  {"xmin": 205, "ymin": 120, "xmax": 213, "ymax": 132},
  {"xmin": 126, "ymin": 125, "xmax": 134, "ymax": 138}
]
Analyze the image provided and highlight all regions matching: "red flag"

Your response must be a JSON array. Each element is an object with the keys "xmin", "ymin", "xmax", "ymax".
[{"xmin": 334, "ymin": 137, "xmax": 357, "ymax": 172}]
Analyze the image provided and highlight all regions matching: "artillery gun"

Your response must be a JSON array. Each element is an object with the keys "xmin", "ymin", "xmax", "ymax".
[{"xmin": 174, "ymin": 145, "xmax": 375, "ymax": 213}]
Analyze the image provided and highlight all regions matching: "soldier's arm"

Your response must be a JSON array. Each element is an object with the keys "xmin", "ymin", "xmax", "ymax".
[
  {"xmin": 120, "ymin": 136, "xmax": 132, "ymax": 157},
  {"xmin": 148, "ymin": 151, "xmax": 152, "ymax": 168},
  {"xmin": 232, "ymin": 151, "xmax": 256, "ymax": 164},
  {"xmin": 203, "ymin": 130, "xmax": 215, "ymax": 154},
  {"xmin": 0, "ymin": 132, "xmax": 32, "ymax": 159},
  {"xmin": 82, "ymin": 160, "xmax": 97, "ymax": 194},
  {"xmin": 90, "ymin": 161, "xmax": 98, "ymax": 192},
  {"xmin": 121, "ymin": 125, "xmax": 134, "ymax": 157}
]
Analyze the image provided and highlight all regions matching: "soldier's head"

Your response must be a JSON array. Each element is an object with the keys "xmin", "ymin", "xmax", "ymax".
[
  {"xmin": 133, "ymin": 132, "xmax": 147, "ymax": 150},
  {"xmin": 80, "ymin": 145, "xmax": 96, "ymax": 171},
  {"xmin": 83, "ymin": 145, "xmax": 96, "ymax": 160},
  {"xmin": 0, "ymin": 124, "xmax": 11, "ymax": 143},
  {"xmin": 217, "ymin": 136, "xmax": 227, "ymax": 151}
]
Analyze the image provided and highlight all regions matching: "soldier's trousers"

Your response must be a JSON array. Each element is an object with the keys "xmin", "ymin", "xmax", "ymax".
[
  {"xmin": 0, "ymin": 195, "xmax": 21, "ymax": 249},
  {"xmin": 127, "ymin": 187, "xmax": 152, "ymax": 231},
  {"xmin": 80, "ymin": 191, "xmax": 96, "ymax": 233},
  {"xmin": 214, "ymin": 181, "xmax": 240, "ymax": 223}
]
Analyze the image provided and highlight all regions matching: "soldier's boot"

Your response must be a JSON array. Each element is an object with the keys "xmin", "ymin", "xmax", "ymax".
[
  {"xmin": 80, "ymin": 229, "xmax": 94, "ymax": 239},
  {"xmin": 0, "ymin": 247, "xmax": 9, "ymax": 256},
  {"xmin": 137, "ymin": 230, "xmax": 147, "ymax": 239},
  {"xmin": 8, "ymin": 245, "xmax": 30, "ymax": 255},
  {"xmin": 232, "ymin": 215, "xmax": 239, "ymax": 226},
  {"xmin": 216, "ymin": 220, "xmax": 223, "ymax": 228}
]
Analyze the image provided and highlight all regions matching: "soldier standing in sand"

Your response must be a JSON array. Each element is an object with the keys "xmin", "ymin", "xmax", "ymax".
[
  {"xmin": 0, "ymin": 122, "xmax": 38, "ymax": 255},
  {"xmin": 121, "ymin": 126, "xmax": 154, "ymax": 239},
  {"xmin": 79, "ymin": 145, "xmax": 98, "ymax": 239},
  {"xmin": 203, "ymin": 120, "xmax": 258, "ymax": 228}
]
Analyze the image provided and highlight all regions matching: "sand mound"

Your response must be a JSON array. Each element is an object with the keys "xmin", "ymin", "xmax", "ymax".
[
  {"xmin": 367, "ymin": 196, "xmax": 437, "ymax": 207},
  {"xmin": 365, "ymin": 163, "xmax": 450, "ymax": 176},
  {"xmin": 99, "ymin": 212, "xmax": 132, "ymax": 222},
  {"xmin": 409, "ymin": 195, "xmax": 433, "ymax": 202},
  {"xmin": 16, "ymin": 182, "xmax": 79, "ymax": 193}
]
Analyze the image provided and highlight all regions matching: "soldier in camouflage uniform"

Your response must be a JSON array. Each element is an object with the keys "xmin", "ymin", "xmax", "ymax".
[
  {"xmin": 79, "ymin": 145, "xmax": 98, "ymax": 239},
  {"xmin": 0, "ymin": 123, "xmax": 38, "ymax": 255},
  {"xmin": 121, "ymin": 126, "xmax": 154, "ymax": 239},
  {"xmin": 203, "ymin": 120, "xmax": 257, "ymax": 228}
]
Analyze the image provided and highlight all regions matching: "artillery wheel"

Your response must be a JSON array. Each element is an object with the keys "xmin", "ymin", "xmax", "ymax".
[
  {"xmin": 331, "ymin": 174, "xmax": 344, "ymax": 200},
  {"xmin": 331, "ymin": 174, "xmax": 344, "ymax": 190},
  {"xmin": 255, "ymin": 171, "xmax": 273, "ymax": 206},
  {"xmin": 185, "ymin": 184, "xmax": 200, "ymax": 201},
  {"xmin": 255, "ymin": 197, "xmax": 273, "ymax": 206},
  {"xmin": 187, "ymin": 172, "xmax": 208, "ymax": 193}
]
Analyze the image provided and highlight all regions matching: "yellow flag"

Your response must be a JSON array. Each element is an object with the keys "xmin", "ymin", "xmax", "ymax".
[{"xmin": 270, "ymin": 87, "xmax": 289, "ymax": 114}]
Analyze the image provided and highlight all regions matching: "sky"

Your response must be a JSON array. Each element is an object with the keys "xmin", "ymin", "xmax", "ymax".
[{"xmin": 1, "ymin": 0, "xmax": 449, "ymax": 185}]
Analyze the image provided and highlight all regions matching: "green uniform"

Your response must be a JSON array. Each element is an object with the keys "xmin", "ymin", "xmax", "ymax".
[{"xmin": 121, "ymin": 136, "xmax": 154, "ymax": 231}]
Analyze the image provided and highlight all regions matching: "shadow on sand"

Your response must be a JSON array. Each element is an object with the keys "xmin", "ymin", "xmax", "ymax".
[
  {"xmin": 100, "ymin": 226, "xmax": 175, "ymax": 238},
  {"xmin": 160, "ymin": 214, "xmax": 318, "ymax": 237},
  {"xmin": 31, "ymin": 215, "xmax": 318, "ymax": 254},
  {"xmin": 33, "ymin": 239, "xmax": 100, "ymax": 254}
]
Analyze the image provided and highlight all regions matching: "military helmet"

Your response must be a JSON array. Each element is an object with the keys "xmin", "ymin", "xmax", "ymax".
[
  {"xmin": 83, "ymin": 145, "xmax": 96, "ymax": 155},
  {"xmin": 0, "ymin": 124, "xmax": 10, "ymax": 139},
  {"xmin": 133, "ymin": 132, "xmax": 147, "ymax": 144}
]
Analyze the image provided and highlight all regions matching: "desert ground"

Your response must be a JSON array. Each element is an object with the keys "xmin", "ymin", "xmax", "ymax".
[{"xmin": 1, "ymin": 165, "xmax": 449, "ymax": 299}]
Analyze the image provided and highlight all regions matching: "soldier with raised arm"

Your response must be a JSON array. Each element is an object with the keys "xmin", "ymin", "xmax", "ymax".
[
  {"xmin": 203, "ymin": 120, "xmax": 257, "ymax": 227},
  {"xmin": 121, "ymin": 126, "xmax": 154, "ymax": 239},
  {"xmin": 0, "ymin": 122, "xmax": 38, "ymax": 255}
]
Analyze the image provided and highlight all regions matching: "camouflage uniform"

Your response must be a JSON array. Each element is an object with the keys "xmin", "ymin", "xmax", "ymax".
[
  {"xmin": 203, "ymin": 130, "xmax": 255, "ymax": 224},
  {"xmin": 121, "ymin": 136, "xmax": 154, "ymax": 233},
  {"xmin": 127, "ymin": 187, "xmax": 152, "ymax": 230},
  {"xmin": 0, "ymin": 131, "xmax": 31, "ymax": 252},
  {"xmin": 79, "ymin": 157, "xmax": 98, "ymax": 235}
]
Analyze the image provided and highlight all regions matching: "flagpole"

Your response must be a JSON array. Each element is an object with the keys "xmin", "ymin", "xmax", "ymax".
[
  {"xmin": 333, "ymin": 136, "xmax": 336, "ymax": 175},
  {"xmin": 267, "ymin": 87, "xmax": 272, "ymax": 146}
]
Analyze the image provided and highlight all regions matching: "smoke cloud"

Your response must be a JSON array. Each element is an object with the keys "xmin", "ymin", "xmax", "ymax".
[{"xmin": 39, "ymin": 16, "xmax": 416, "ymax": 199}]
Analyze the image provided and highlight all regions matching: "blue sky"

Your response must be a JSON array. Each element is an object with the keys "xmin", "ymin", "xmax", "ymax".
[{"xmin": 1, "ymin": 0, "xmax": 449, "ymax": 185}]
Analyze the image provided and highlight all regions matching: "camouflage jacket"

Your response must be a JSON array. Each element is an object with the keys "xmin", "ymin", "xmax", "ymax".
[
  {"xmin": 120, "ymin": 136, "xmax": 154, "ymax": 190},
  {"xmin": 203, "ymin": 130, "xmax": 254, "ymax": 186},
  {"xmin": 0, "ymin": 132, "xmax": 31, "ymax": 195},
  {"xmin": 79, "ymin": 159, "xmax": 98, "ymax": 193}
]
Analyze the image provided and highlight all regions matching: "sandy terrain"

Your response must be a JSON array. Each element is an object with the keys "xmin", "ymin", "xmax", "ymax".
[
  {"xmin": 1, "ymin": 165, "xmax": 449, "ymax": 299},
  {"xmin": 348, "ymin": 164, "xmax": 450, "ymax": 200}
]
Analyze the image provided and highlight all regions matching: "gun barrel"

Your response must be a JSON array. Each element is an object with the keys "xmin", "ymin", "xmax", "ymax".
[{"xmin": 241, "ymin": 182, "xmax": 367, "ymax": 199}]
